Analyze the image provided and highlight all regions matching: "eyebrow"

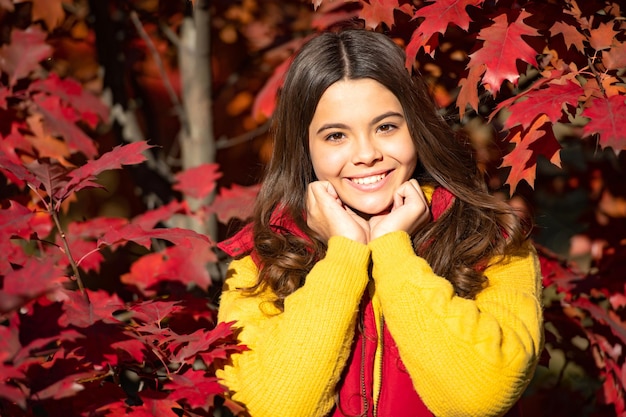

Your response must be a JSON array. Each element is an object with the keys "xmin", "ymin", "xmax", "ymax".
[{"xmin": 315, "ymin": 111, "xmax": 405, "ymax": 135}]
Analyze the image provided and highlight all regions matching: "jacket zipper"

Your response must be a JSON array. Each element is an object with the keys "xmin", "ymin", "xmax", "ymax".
[
  {"xmin": 360, "ymin": 324, "xmax": 369, "ymax": 417},
  {"xmin": 373, "ymin": 315, "xmax": 384, "ymax": 417}
]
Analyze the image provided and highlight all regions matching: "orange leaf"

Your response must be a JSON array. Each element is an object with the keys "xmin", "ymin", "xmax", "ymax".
[
  {"xmin": 469, "ymin": 11, "xmax": 539, "ymax": 94},
  {"xmin": 588, "ymin": 22, "xmax": 618, "ymax": 51},
  {"xmin": 31, "ymin": 0, "xmax": 65, "ymax": 31},
  {"xmin": 604, "ymin": 41, "xmax": 626, "ymax": 71},
  {"xmin": 550, "ymin": 21, "xmax": 585, "ymax": 51},
  {"xmin": 500, "ymin": 115, "xmax": 557, "ymax": 193},
  {"xmin": 456, "ymin": 63, "xmax": 485, "ymax": 118}
]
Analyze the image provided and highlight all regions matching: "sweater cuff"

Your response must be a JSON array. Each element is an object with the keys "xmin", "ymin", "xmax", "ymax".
[
  {"xmin": 315, "ymin": 236, "xmax": 371, "ymax": 294},
  {"xmin": 368, "ymin": 230, "xmax": 415, "ymax": 266}
]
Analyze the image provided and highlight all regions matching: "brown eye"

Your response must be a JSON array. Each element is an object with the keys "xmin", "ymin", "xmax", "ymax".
[
  {"xmin": 325, "ymin": 132, "xmax": 345, "ymax": 141},
  {"xmin": 378, "ymin": 124, "xmax": 396, "ymax": 133}
]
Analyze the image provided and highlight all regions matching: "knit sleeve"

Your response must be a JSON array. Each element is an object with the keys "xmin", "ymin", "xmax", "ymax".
[
  {"xmin": 368, "ymin": 231, "xmax": 543, "ymax": 417},
  {"xmin": 216, "ymin": 236, "xmax": 371, "ymax": 417}
]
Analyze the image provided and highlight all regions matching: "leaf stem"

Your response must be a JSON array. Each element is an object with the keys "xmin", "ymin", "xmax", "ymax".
[{"xmin": 49, "ymin": 205, "xmax": 90, "ymax": 303}]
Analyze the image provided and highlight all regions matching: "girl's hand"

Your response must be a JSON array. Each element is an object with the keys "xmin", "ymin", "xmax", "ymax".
[
  {"xmin": 369, "ymin": 179, "xmax": 430, "ymax": 241},
  {"xmin": 307, "ymin": 181, "xmax": 369, "ymax": 244}
]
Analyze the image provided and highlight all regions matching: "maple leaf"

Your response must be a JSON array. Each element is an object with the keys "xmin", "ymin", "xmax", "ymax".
[
  {"xmin": 98, "ymin": 224, "xmax": 210, "ymax": 251},
  {"xmin": 500, "ymin": 116, "xmax": 557, "ymax": 193},
  {"xmin": 59, "ymin": 289, "xmax": 125, "ymax": 328},
  {"xmin": 582, "ymin": 95, "xmax": 626, "ymax": 152},
  {"xmin": 503, "ymin": 80, "xmax": 584, "ymax": 129},
  {"xmin": 121, "ymin": 240, "xmax": 215, "ymax": 295},
  {"xmin": 0, "ymin": 323, "xmax": 21, "ymax": 363},
  {"xmin": 30, "ymin": 0, "xmax": 66, "ymax": 31},
  {"xmin": 604, "ymin": 41, "xmax": 626, "ymax": 71},
  {"xmin": 252, "ymin": 55, "xmax": 293, "ymax": 120},
  {"xmin": 456, "ymin": 63, "xmax": 485, "ymax": 118},
  {"xmin": 359, "ymin": 0, "xmax": 413, "ymax": 30},
  {"xmin": 32, "ymin": 93, "xmax": 99, "ymax": 158},
  {"xmin": 210, "ymin": 183, "xmax": 261, "ymax": 224},
  {"xmin": 129, "ymin": 300, "xmax": 183, "ymax": 325},
  {"xmin": 1, "ymin": 256, "xmax": 65, "ymax": 313},
  {"xmin": 166, "ymin": 370, "xmax": 224, "ymax": 410},
  {"xmin": 550, "ymin": 20, "xmax": 585, "ymax": 51},
  {"xmin": 132, "ymin": 200, "xmax": 186, "ymax": 231},
  {"xmin": 0, "ymin": 201, "xmax": 38, "ymax": 242},
  {"xmin": 588, "ymin": 21, "xmax": 618, "ymax": 51},
  {"xmin": 469, "ymin": 11, "xmax": 539, "ymax": 94},
  {"xmin": 121, "ymin": 397, "xmax": 181, "ymax": 417},
  {"xmin": 170, "ymin": 321, "xmax": 236, "ymax": 365},
  {"xmin": 55, "ymin": 141, "xmax": 153, "ymax": 202},
  {"xmin": 173, "ymin": 163, "xmax": 222, "ymax": 199},
  {"xmin": 0, "ymin": 85, "xmax": 9, "ymax": 109},
  {"xmin": 407, "ymin": 0, "xmax": 482, "ymax": 61},
  {"xmin": 0, "ymin": 27, "xmax": 52, "ymax": 86},
  {"xmin": 0, "ymin": 153, "xmax": 41, "ymax": 188},
  {"xmin": 29, "ymin": 73, "xmax": 110, "ymax": 127},
  {"xmin": 312, "ymin": 10, "xmax": 361, "ymax": 30}
]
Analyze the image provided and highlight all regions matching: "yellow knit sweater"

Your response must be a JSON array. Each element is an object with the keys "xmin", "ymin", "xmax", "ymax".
[{"xmin": 217, "ymin": 232, "xmax": 543, "ymax": 417}]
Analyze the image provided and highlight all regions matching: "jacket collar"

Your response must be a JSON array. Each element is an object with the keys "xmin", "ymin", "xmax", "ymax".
[{"xmin": 217, "ymin": 185, "xmax": 455, "ymax": 259}]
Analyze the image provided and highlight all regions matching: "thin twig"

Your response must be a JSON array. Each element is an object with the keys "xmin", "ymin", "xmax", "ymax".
[
  {"xmin": 130, "ymin": 11, "xmax": 189, "ymax": 135},
  {"xmin": 216, "ymin": 121, "xmax": 271, "ymax": 149},
  {"xmin": 49, "ymin": 205, "xmax": 90, "ymax": 303}
]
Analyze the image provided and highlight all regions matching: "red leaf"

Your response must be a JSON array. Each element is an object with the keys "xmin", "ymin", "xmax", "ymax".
[
  {"xmin": 122, "ymin": 397, "xmax": 181, "ymax": 417},
  {"xmin": 121, "ymin": 240, "xmax": 215, "ymax": 295},
  {"xmin": 1, "ymin": 256, "xmax": 65, "ymax": 299},
  {"xmin": 166, "ymin": 369, "xmax": 224, "ymax": 410},
  {"xmin": 0, "ymin": 85, "xmax": 9, "ymax": 109},
  {"xmin": 59, "ymin": 289, "xmax": 125, "ymax": 328},
  {"xmin": 29, "ymin": 73, "xmax": 109, "ymax": 127},
  {"xmin": 0, "ymin": 152, "xmax": 41, "ymax": 188},
  {"xmin": 210, "ymin": 183, "xmax": 261, "ymax": 224},
  {"xmin": 0, "ymin": 201, "xmax": 37, "ymax": 241},
  {"xmin": 469, "ymin": 11, "xmax": 539, "ymax": 94},
  {"xmin": 132, "ymin": 200, "xmax": 186, "ymax": 231},
  {"xmin": 408, "ymin": 0, "xmax": 482, "ymax": 61},
  {"xmin": 358, "ymin": 0, "xmax": 413, "ymax": 30},
  {"xmin": 32, "ymin": 93, "xmax": 99, "ymax": 158},
  {"xmin": 170, "ymin": 321, "xmax": 236, "ymax": 364},
  {"xmin": 582, "ymin": 95, "xmax": 626, "ymax": 152},
  {"xmin": 173, "ymin": 163, "xmax": 222, "ymax": 199},
  {"xmin": 129, "ymin": 300, "xmax": 183, "ymax": 325},
  {"xmin": 98, "ymin": 224, "xmax": 210, "ymax": 250},
  {"xmin": 56, "ymin": 141, "xmax": 153, "ymax": 201},
  {"xmin": 0, "ymin": 27, "xmax": 52, "ymax": 86},
  {"xmin": 503, "ymin": 80, "xmax": 584, "ymax": 129},
  {"xmin": 252, "ymin": 55, "xmax": 293, "ymax": 120},
  {"xmin": 0, "ymin": 367, "xmax": 27, "ymax": 408},
  {"xmin": 0, "ymin": 323, "xmax": 21, "ymax": 363},
  {"xmin": 572, "ymin": 297, "xmax": 626, "ymax": 347}
]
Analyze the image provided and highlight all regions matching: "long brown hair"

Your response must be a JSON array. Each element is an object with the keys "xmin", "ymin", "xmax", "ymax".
[{"xmin": 246, "ymin": 29, "xmax": 528, "ymax": 310}]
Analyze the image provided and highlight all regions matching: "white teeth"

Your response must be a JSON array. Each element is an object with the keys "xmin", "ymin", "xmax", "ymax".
[{"xmin": 352, "ymin": 173, "xmax": 386, "ymax": 185}]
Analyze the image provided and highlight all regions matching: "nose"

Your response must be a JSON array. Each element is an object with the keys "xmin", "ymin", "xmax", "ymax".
[{"xmin": 351, "ymin": 135, "xmax": 382, "ymax": 166}]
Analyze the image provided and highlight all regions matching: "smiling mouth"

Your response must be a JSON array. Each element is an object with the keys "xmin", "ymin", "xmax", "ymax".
[{"xmin": 350, "ymin": 172, "xmax": 387, "ymax": 185}]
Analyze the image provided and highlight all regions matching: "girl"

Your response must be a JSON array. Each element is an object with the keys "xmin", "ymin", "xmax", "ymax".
[{"xmin": 217, "ymin": 29, "xmax": 543, "ymax": 417}]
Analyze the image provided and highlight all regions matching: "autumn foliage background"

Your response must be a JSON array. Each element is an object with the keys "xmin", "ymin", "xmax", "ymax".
[{"xmin": 1, "ymin": 0, "xmax": 626, "ymax": 416}]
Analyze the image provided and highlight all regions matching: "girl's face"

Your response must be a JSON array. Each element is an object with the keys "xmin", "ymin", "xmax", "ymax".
[{"xmin": 308, "ymin": 78, "xmax": 418, "ymax": 216}]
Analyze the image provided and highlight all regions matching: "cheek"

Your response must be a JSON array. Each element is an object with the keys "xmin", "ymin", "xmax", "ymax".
[{"xmin": 310, "ymin": 149, "xmax": 345, "ymax": 180}]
